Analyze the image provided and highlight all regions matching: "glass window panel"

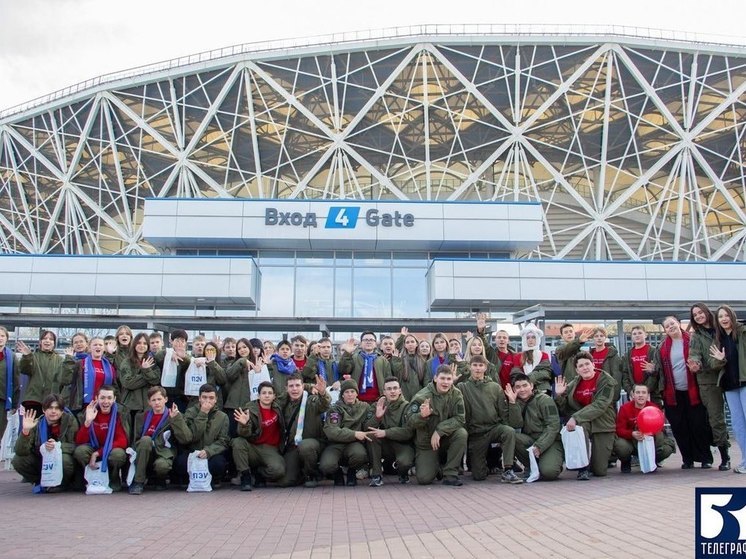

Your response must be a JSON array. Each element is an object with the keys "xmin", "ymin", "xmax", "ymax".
[
  {"xmin": 335, "ymin": 251, "xmax": 353, "ymax": 266},
  {"xmin": 353, "ymin": 268, "xmax": 391, "ymax": 318},
  {"xmin": 392, "ymin": 268, "xmax": 426, "ymax": 318},
  {"xmin": 295, "ymin": 267, "xmax": 334, "ymax": 316},
  {"xmin": 392, "ymin": 254, "xmax": 428, "ymax": 267},
  {"xmin": 257, "ymin": 267, "xmax": 295, "ymax": 317},
  {"xmin": 335, "ymin": 268, "xmax": 352, "ymax": 317},
  {"xmin": 258, "ymin": 250, "xmax": 294, "ymax": 265},
  {"xmin": 354, "ymin": 251, "xmax": 390, "ymax": 266},
  {"xmin": 296, "ymin": 251, "xmax": 334, "ymax": 266}
]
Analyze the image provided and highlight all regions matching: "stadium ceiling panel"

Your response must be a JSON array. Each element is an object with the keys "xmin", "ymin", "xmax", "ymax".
[{"xmin": 1, "ymin": 33, "xmax": 745, "ymax": 261}]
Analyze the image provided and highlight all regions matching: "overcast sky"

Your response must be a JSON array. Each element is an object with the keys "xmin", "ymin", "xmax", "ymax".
[{"xmin": 1, "ymin": 0, "xmax": 745, "ymax": 111}]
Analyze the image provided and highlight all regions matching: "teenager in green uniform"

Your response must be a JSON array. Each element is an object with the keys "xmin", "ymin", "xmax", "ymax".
[
  {"xmin": 505, "ymin": 373, "xmax": 564, "ymax": 481},
  {"xmin": 18, "ymin": 331, "xmax": 76, "ymax": 415},
  {"xmin": 232, "ymin": 381, "xmax": 286, "ymax": 490},
  {"xmin": 554, "ymin": 324, "xmax": 591, "ymax": 382},
  {"xmin": 170, "ymin": 383, "xmax": 230, "ymax": 489},
  {"xmin": 13, "ymin": 393, "xmax": 77, "ymax": 491},
  {"xmin": 109, "ymin": 325, "xmax": 133, "ymax": 372},
  {"xmin": 0, "ymin": 326, "xmax": 20, "ymax": 440},
  {"xmin": 555, "ymin": 352, "xmax": 617, "ymax": 480},
  {"xmin": 688, "ymin": 302, "xmax": 730, "ymax": 470},
  {"xmin": 457, "ymin": 355, "xmax": 523, "ymax": 484},
  {"xmin": 319, "ymin": 379, "xmax": 371, "ymax": 487},
  {"xmin": 301, "ymin": 337, "xmax": 340, "ymax": 388},
  {"xmin": 128, "ymin": 386, "xmax": 178, "ymax": 494},
  {"xmin": 406, "ymin": 364, "xmax": 467, "ymax": 486},
  {"xmin": 396, "ymin": 333, "xmax": 427, "ymax": 401},
  {"xmin": 338, "ymin": 332, "xmax": 391, "ymax": 406},
  {"xmin": 365, "ymin": 376, "xmax": 415, "ymax": 486},
  {"xmin": 275, "ymin": 373, "xmax": 331, "ymax": 487},
  {"xmin": 119, "ymin": 333, "xmax": 161, "ymax": 439},
  {"xmin": 379, "ymin": 336, "xmax": 404, "ymax": 389}
]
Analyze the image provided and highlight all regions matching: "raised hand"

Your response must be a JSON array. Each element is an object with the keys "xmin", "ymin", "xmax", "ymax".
[
  {"xmin": 105, "ymin": 340, "xmax": 117, "ymax": 354},
  {"xmin": 234, "ymin": 408, "xmax": 251, "ymax": 426},
  {"xmin": 84, "ymin": 400, "xmax": 98, "ymax": 426},
  {"xmin": 476, "ymin": 313, "xmax": 486, "ymax": 332},
  {"xmin": 709, "ymin": 345, "xmax": 726, "ymax": 362},
  {"xmin": 315, "ymin": 374, "xmax": 327, "ymax": 395},
  {"xmin": 420, "ymin": 398, "xmax": 432, "ymax": 418},
  {"xmin": 169, "ymin": 403, "xmax": 180, "ymax": 418},
  {"xmin": 16, "ymin": 340, "xmax": 31, "ymax": 356},
  {"xmin": 400, "ymin": 326, "xmax": 409, "ymax": 336},
  {"xmin": 554, "ymin": 376, "xmax": 567, "ymax": 396},
  {"xmin": 579, "ymin": 329, "xmax": 593, "ymax": 343},
  {"xmin": 21, "ymin": 409, "xmax": 40, "ymax": 434},
  {"xmin": 193, "ymin": 357, "xmax": 207, "ymax": 368},
  {"xmin": 64, "ymin": 347, "xmax": 74, "ymax": 357},
  {"xmin": 375, "ymin": 396, "xmax": 387, "ymax": 419},
  {"xmin": 504, "ymin": 383, "xmax": 517, "ymax": 404},
  {"xmin": 212, "ymin": 335, "xmax": 223, "ymax": 349},
  {"xmin": 340, "ymin": 338, "xmax": 357, "ymax": 354},
  {"xmin": 141, "ymin": 356, "xmax": 155, "ymax": 369}
]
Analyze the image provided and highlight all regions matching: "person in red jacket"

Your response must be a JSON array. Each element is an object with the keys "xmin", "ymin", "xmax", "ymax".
[
  {"xmin": 73, "ymin": 385, "xmax": 129, "ymax": 492},
  {"xmin": 613, "ymin": 384, "xmax": 675, "ymax": 473}
]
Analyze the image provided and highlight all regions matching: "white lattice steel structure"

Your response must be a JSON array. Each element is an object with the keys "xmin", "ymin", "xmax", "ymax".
[{"xmin": 2, "ymin": 26, "xmax": 746, "ymax": 261}]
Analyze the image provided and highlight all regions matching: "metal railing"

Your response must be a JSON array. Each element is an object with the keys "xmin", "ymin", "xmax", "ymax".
[{"xmin": 2, "ymin": 23, "xmax": 746, "ymax": 120}]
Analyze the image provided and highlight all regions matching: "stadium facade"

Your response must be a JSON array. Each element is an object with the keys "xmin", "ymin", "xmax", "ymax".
[{"xmin": 2, "ymin": 26, "xmax": 746, "ymax": 335}]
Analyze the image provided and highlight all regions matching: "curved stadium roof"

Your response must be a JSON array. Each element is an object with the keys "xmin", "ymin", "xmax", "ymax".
[{"xmin": 1, "ymin": 24, "xmax": 745, "ymax": 261}]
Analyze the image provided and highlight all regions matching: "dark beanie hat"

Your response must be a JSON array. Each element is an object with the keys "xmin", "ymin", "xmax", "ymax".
[{"xmin": 340, "ymin": 379, "xmax": 358, "ymax": 394}]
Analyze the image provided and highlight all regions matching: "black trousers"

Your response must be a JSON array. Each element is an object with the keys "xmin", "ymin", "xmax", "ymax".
[{"xmin": 664, "ymin": 390, "xmax": 713, "ymax": 464}]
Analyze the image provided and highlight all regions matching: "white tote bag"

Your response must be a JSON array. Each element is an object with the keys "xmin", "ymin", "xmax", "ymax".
[
  {"xmin": 184, "ymin": 361, "xmax": 207, "ymax": 397},
  {"xmin": 39, "ymin": 442, "xmax": 64, "ymax": 487},
  {"xmin": 637, "ymin": 435, "xmax": 657, "ymax": 474},
  {"xmin": 160, "ymin": 348, "xmax": 178, "ymax": 388},
  {"xmin": 525, "ymin": 445, "xmax": 541, "ymax": 483},
  {"xmin": 249, "ymin": 365, "xmax": 272, "ymax": 401},
  {"xmin": 1, "ymin": 410, "xmax": 20, "ymax": 466},
  {"xmin": 186, "ymin": 450, "xmax": 212, "ymax": 492},
  {"xmin": 84, "ymin": 465, "xmax": 112, "ymax": 495},
  {"xmin": 560, "ymin": 425, "xmax": 589, "ymax": 470}
]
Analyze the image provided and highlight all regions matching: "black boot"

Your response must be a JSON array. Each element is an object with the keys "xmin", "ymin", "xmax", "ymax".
[
  {"xmin": 240, "ymin": 470, "xmax": 253, "ymax": 492},
  {"xmin": 333, "ymin": 468, "xmax": 345, "ymax": 486},
  {"xmin": 719, "ymin": 446, "xmax": 731, "ymax": 471},
  {"xmin": 346, "ymin": 468, "xmax": 357, "ymax": 487}
]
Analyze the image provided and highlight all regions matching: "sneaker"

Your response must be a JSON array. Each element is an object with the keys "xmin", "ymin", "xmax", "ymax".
[
  {"xmin": 356, "ymin": 468, "xmax": 368, "ymax": 480},
  {"xmin": 398, "ymin": 474, "xmax": 410, "ymax": 484},
  {"xmin": 346, "ymin": 468, "xmax": 357, "ymax": 487},
  {"xmin": 154, "ymin": 481, "xmax": 168, "ymax": 491},
  {"xmin": 734, "ymin": 465, "xmax": 746, "ymax": 474},
  {"xmin": 442, "ymin": 475, "xmax": 463, "ymax": 486},
  {"xmin": 240, "ymin": 471, "xmax": 253, "ymax": 492},
  {"xmin": 512, "ymin": 463, "xmax": 524, "ymax": 474},
  {"xmin": 304, "ymin": 476, "xmax": 318, "ymax": 488},
  {"xmin": 620, "ymin": 459, "xmax": 632, "ymax": 474},
  {"xmin": 576, "ymin": 469, "xmax": 590, "ymax": 481},
  {"xmin": 681, "ymin": 462, "xmax": 694, "ymax": 469},
  {"xmin": 211, "ymin": 481, "xmax": 222, "ymax": 490},
  {"xmin": 334, "ymin": 469, "xmax": 345, "ymax": 486},
  {"xmin": 230, "ymin": 475, "xmax": 242, "ymax": 487},
  {"xmin": 701, "ymin": 462, "xmax": 713, "ymax": 469},
  {"xmin": 369, "ymin": 475, "xmax": 383, "ymax": 487},
  {"xmin": 128, "ymin": 482, "xmax": 144, "ymax": 495},
  {"xmin": 500, "ymin": 468, "xmax": 524, "ymax": 484}
]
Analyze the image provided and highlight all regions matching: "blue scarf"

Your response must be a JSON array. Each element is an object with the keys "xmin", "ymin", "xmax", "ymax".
[
  {"xmin": 141, "ymin": 409, "xmax": 170, "ymax": 439},
  {"xmin": 3, "ymin": 347, "xmax": 13, "ymax": 410},
  {"xmin": 430, "ymin": 354, "xmax": 446, "ymax": 379},
  {"xmin": 88, "ymin": 403, "xmax": 118, "ymax": 473},
  {"xmin": 39, "ymin": 415, "xmax": 50, "ymax": 443},
  {"xmin": 75, "ymin": 352, "xmax": 89, "ymax": 360},
  {"xmin": 271, "ymin": 354, "xmax": 297, "ymax": 375},
  {"xmin": 83, "ymin": 355, "xmax": 114, "ymax": 405},
  {"xmin": 316, "ymin": 360, "xmax": 339, "ymax": 383},
  {"xmin": 360, "ymin": 352, "xmax": 376, "ymax": 394}
]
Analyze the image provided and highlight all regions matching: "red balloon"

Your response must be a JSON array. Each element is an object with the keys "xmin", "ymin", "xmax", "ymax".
[{"xmin": 637, "ymin": 406, "xmax": 665, "ymax": 435}]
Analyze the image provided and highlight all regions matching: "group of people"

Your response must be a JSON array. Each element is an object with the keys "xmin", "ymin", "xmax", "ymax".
[{"xmin": 0, "ymin": 300, "xmax": 744, "ymax": 495}]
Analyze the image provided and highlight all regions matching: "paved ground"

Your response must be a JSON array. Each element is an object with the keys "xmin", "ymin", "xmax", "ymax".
[{"xmin": 0, "ymin": 448, "xmax": 743, "ymax": 559}]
